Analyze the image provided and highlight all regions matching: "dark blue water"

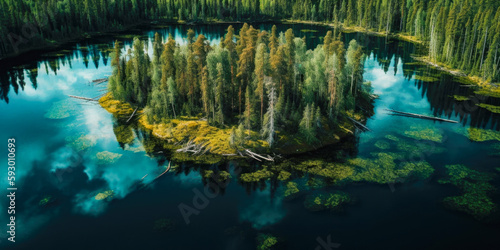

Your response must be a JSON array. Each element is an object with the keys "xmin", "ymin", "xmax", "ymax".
[{"xmin": 0, "ymin": 23, "xmax": 499, "ymax": 249}]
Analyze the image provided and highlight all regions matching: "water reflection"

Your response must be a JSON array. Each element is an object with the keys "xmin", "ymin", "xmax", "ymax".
[{"xmin": 0, "ymin": 23, "xmax": 499, "ymax": 247}]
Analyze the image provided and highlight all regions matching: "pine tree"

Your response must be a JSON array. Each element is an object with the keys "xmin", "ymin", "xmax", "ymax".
[{"xmin": 261, "ymin": 77, "xmax": 277, "ymax": 146}]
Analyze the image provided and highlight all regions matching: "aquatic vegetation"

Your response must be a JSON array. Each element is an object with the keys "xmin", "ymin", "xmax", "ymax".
[
  {"xmin": 304, "ymin": 191, "xmax": 351, "ymax": 211},
  {"xmin": 205, "ymin": 170, "xmax": 231, "ymax": 181},
  {"xmin": 468, "ymin": 127, "xmax": 500, "ymax": 142},
  {"xmin": 277, "ymin": 171, "xmax": 291, "ymax": 181},
  {"xmin": 306, "ymin": 177, "xmax": 327, "ymax": 189},
  {"xmin": 67, "ymin": 134, "xmax": 97, "ymax": 151},
  {"xmin": 44, "ymin": 99, "xmax": 78, "ymax": 119},
  {"xmin": 300, "ymin": 29, "xmax": 318, "ymax": 32},
  {"xmin": 348, "ymin": 153, "xmax": 434, "ymax": 184},
  {"xmin": 403, "ymin": 125, "xmax": 443, "ymax": 142},
  {"xmin": 284, "ymin": 181, "xmax": 300, "ymax": 198},
  {"xmin": 95, "ymin": 151, "xmax": 122, "ymax": 165},
  {"xmin": 476, "ymin": 103, "xmax": 500, "ymax": 114},
  {"xmin": 414, "ymin": 75, "xmax": 439, "ymax": 82},
  {"xmin": 452, "ymin": 95, "xmax": 469, "ymax": 101},
  {"xmin": 218, "ymin": 171, "xmax": 231, "ymax": 181},
  {"xmin": 385, "ymin": 135, "xmax": 399, "ymax": 142},
  {"xmin": 203, "ymin": 170, "xmax": 214, "ymax": 178},
  {"xmin": 438, "ymin": 165, "xmax": 497, "ymax": 220},
  {"xmin": 256, "ymin": 233, "xmax": 278, "ymax": 250},
  {"xmin": 95, "ymin": 190, "xmax": 114, "ymax": 201},
  {"xmin": 39, "ymin": 195, "xmax": 55, "ymax": 207},
  {"xmin": 153, "ymin": 218, "xmax": 176, "ymax": 232},
  {"xmin": 240, "ymin": 168, "xmax": 273, "ymax": 182},
  {"xmin": 301, "ymin": 160, "xmax": 354, "ymax": 183},
  {"xmin": 374, "ymin": 140, "xmax": 390, "ymax": 150}
]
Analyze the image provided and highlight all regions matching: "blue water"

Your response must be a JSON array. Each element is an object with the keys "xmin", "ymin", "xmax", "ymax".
[{"xmin": 0, "ymin": 23, "xmax": 499, "ymax": 249}]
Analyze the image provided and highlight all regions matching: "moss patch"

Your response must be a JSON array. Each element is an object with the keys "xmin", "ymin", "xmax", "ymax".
[
  {"xmin": 304, "ymin": 191, "xmax": 351, "ymax": 211},
  {"xmin": 438, "ymin": 165, "xmax": 497, "ymax": 220},
  {"xmin": 348, "ymin": 153, "xmax": 434, "ymax": 184},
  {"xmin": 95, "ymin": 151, "xmax": 122, "ymax": 164},
  {"xmin": 256, "ymin": 233, "xmax": 278, "ymax": 250},
  {"xmin": 66, "ymin": 134, "xmax": 97, "ymax": 151},
  {"xmin": 95, "ymin": 190, "xmax": 114, "ymax": 201},
  {"xmin": 453, "ymin": 95, "xmax": 469, "ymax": 101},
  {"xmin": 240, "ymin": 168, "xmax": 273, "ymax": 182},
  {"xmin": 403, "ymin": 125, "xmax": 443, "ymax": 142},
  {"xmin": 284, "ymin": 181, "xmax": 300, "ymax": 198},
  {"xmin": 468, "ymin": 128, "xmax": 500, "ymax": 142}
]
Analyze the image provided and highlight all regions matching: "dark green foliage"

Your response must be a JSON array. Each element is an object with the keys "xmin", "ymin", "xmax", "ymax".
[
  {"xmin": 106, "ymin": 25, "xmax": 369, "ymax": 149},
  {"xmin": 2, "ymin": 0, "xmax": 499, "ymax": 84}
]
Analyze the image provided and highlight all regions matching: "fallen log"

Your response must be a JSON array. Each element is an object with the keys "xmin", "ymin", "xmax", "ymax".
[
  {"xmin": 68, "ymin": 95, "xmax": 97, "ymax": 102},
  {"xmin": 385, "ymin": 109, "xmax": 458, "ymax": 123},
  {"xmin": 347, "ymin": 116, "xmax": 371, "ymax": 131},
  {"xmin": 126, "ymin": 107, "xmax": 139, "ymax": 123},
  {"xmin": 245, "ymin": 149, "xmax": 274, "ymax": 162},
  {"xmin": 92, "ymin": 78, "xmax": 108, "ymax": 84}
]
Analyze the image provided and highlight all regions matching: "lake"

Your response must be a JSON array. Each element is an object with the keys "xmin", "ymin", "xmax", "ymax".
[{"xmin": 0, "ymin": 22, "xmax": 499, "ymax": 249}]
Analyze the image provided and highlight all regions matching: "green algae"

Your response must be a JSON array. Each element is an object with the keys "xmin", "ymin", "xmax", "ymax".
[
  {"xmin": 95, "ymin": 190, "xmax": 114, "ymax": 201},
  {"xmin": 438, "ymin": 165, "xmax": 497, "ymax": 220},
  {"xmin": 44, "ymin": 99, "xmax": 78, "ymax": 119},
  {"xmin": 39, "ymin": 195, "xmax": 55, "ymax": 207},
  {"xmin": 304, "ymin": 191, "xmax": 351, "ymax": 211},
  {"xmin": 347, "ymin": 153, "xmax": 434, "ymax": 184},
  {"xmin": 256, "ymin": 234, "xmax": 278, "ymax": 250},
  {"xmin": 95, "ymin": 151, "xmax": 122, "ymax": 165},
  {"xmin": 468, "ymin": 127, "xmax": 500, "ymax": 142},
  {"xmin": 240, "ymin": 168, "xmax": 273, "ymax": 182},
  {"xmin": 453, "ymin": 95, "xmax": 469, "ymax": 101},
  {"xmin": 284, "ymin": 181, "xmax": 300, "ymax": 198},
  {"xmin": 385, "ymin": 134, "xmax": 399, "ymax": 142},
  {"xmin": 306, "ymin": 177, "xmax": 327, "ymax": 189},
  {"xmin": 403, "ymin": 125, "xmax": 443, "ymax": 142},
  {"xmin": 476, "ymin": 103, "xmax": 500, "ymax": 114},
  {"xmin": 277, "ymin": 171, "xmax": 291, "ymax": 181},
  {"xmin": 205, "ymin": 170, "xmax": 231, "ymax": 181},
  {"xmin": 374, "ymin": 140, "xmax": 390, "ymax": 150},
  {"xmin": 66, "ymin": 134, "xmax": 97, "ymax": 151}
]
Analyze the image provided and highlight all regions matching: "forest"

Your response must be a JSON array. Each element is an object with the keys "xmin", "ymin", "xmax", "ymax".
[
  {"xmin": 1, "ymin": 0, "xmax": 499, "ymax": 83},
  {"xmin": 107, "ymin": 25, "xmax": 370, "ymax": 148}
]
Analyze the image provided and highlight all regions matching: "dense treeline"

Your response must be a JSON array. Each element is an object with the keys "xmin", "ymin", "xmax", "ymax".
[
  {"xmin": 1, "ymin": 0, "xmax": 499, "ymax": 82},
  {"xmin": 109, "ymin": 25, "xmax": 369, "ymax": 145}
]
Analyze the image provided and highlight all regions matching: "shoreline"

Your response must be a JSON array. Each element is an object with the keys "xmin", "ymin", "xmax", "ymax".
[
  {"xmin": 99, "ymin": 93, "xmax": 366, "ymax": 162},
  {"xmin": 283, "ymin": 19, "xmax": 500, "ymax": 95}
]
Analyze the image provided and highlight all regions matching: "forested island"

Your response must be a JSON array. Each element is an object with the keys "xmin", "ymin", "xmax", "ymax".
[
  {"xmin": 1, "ymin": 0, "xmax": 499, "ymax": 90},
  {"xmin": 101, "ymin": 25, "xmax": 373, "ymax": 157}
]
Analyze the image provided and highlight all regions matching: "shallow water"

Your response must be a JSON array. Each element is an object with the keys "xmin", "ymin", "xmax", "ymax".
[{"xmin": 0, "ymin": 23, "xmax": 499, "ymax": 249}]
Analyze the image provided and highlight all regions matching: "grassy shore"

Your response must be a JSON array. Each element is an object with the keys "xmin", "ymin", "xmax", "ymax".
[{"xmin": 99, "ymin": 92, "xmax": 364, "ymax": 159}]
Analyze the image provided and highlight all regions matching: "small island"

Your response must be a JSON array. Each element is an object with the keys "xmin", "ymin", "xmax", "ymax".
[{"xmin": 100, "ymin": 24, "xmax": 374, "ymax": 160}]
